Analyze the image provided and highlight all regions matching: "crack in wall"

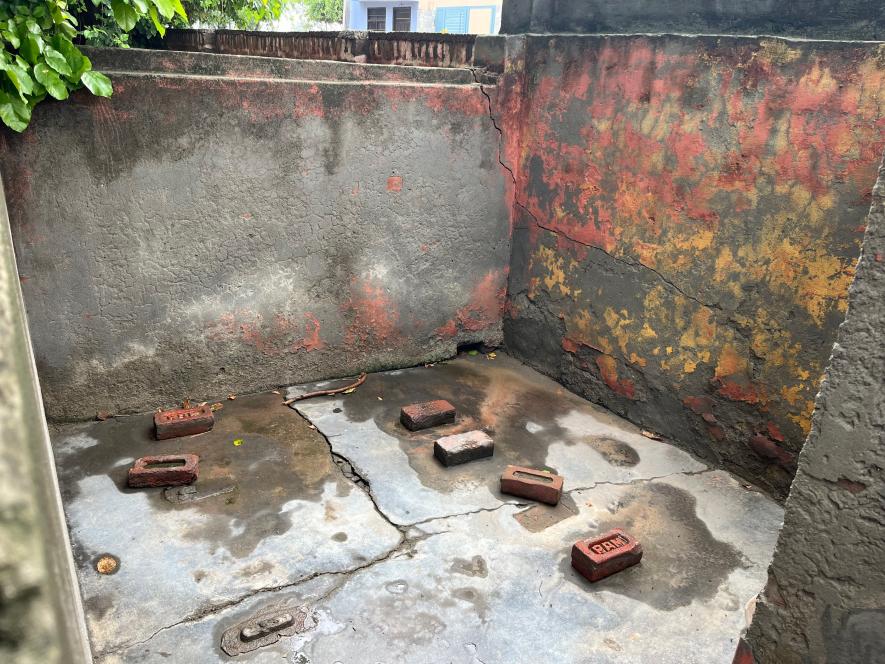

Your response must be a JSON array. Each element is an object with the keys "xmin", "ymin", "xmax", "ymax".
[
  {"xmin": 533, "ymin": 220, "xmax": 721, "ymax": 313},
  {"xmin": 469, "ymin": 68, "xmax": 518, "ymax": 186}
]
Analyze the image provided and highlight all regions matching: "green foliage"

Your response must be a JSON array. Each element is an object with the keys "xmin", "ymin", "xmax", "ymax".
[
  {"xmin": 183, "ymin": 0, "xmax": 292, "ymax": 30},
  {"xmin": 1, "ymin": 0, "xmax": 186, "ymax": 132},
  {"xmin": 300, "ymin": 0, "xmax": 341, "ymax": 24}
]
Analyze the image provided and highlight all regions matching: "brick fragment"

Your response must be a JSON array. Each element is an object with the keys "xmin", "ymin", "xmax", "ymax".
[
  {"xmin": 128, "ymin": 454, "xmax": 199, "ymax": 488},
  {"xmin": 434, "ymin": 430, "xmax": 493, "ymax": 466},
  {"xmin": 571, "ymin": 528, "xmax": 642, "ymax": 582},
  {"xmin": 400, "ymin": 400, "xmax": 455, "ymax": 431},
  {"xmin": 500, "ymin": 465, "xmax": 563, "ymax": 505},
  {"xmin": 154, "ymin": 404, "xmax": 214, "ymax": 440},
  {"xmin": 731, "ymin": 637, "xmax": 756, "ymax": 664}
]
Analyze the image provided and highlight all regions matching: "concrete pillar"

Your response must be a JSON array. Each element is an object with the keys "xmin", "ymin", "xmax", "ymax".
[
  {"xmin": 0, "ymin": 175, "xmax": 91, "ymax": 663},
  {"xmin": 742, "ymin": 154, "xmax": 885, "ymax": 662}
]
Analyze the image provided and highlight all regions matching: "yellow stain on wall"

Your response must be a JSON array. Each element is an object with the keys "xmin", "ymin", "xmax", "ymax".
[
  {"xmin": 715, "ymin": 344, "xmax": 748, "ymax": 378},
  {"xmin": 533, "ymin": 245, "xmax": 583, "ymax": 299}
]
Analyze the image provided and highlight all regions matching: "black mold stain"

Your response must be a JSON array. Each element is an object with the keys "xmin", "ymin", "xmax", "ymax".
[
  {"xmin": 587, "ymin": 437, "xmax": 640, "ymax": 467},
  {"xmin": 84, "ymin": 594, "xmax": 114, "ymax": 622},
  {"xmin": 561, "ymin": 483, "xmax": 746, "ymax": 611}
]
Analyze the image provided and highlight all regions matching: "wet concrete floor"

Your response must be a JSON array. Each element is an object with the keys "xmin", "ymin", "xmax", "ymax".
[{"xmin": 52, "ymin": 353, "xmax": 783, "ymax": 663}]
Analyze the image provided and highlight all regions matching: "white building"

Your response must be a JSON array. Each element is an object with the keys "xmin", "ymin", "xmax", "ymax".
[{"xmin": 344, "ymin": 0, "xmax": 501, "ymax": 34}]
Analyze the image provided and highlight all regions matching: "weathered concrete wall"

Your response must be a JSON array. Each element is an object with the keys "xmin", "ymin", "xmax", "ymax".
[
  {"xmin": 0, "ymin": 177, "xmax": 91, "ymax": 662},
  {"xmin": 1, "ymin": 48, "xmax": 510, "ymax": 421},
  {"xmin": 501, "ymin": 0, "xmax": 884, "ymax": 40},
  {"xmin": 503, "ymin": 35, "xmax": 885, "ymax": 496},
  {"xmin": 166, "ymin": 29, "xmax": 478, "ymax": 69},
  {"xmin": 741, "ymin": 155, "xmax": 885, "ymax": 663}
]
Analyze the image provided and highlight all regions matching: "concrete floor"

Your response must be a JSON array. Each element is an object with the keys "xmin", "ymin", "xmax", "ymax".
[{"xmin": 52, "ymin": 353, "xmax": 783, "ymax": 663}]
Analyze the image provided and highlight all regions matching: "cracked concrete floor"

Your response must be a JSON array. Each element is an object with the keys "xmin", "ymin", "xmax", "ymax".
[{"xmin": 52, "ymin": 353, "xmax": 783, "ymax": 663}]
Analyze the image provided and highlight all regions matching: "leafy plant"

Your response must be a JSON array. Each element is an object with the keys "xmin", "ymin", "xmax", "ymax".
[
  {"xmin": 0, "ymin": 0, "xmax": 186, "ymax": 133},
  {"xmin": 184, "ymin": 0, "xmax": 292, "ymax": 30},
  {"xmin": 299, "ymin": 0, "xmax": 341, "ymax": 24}
]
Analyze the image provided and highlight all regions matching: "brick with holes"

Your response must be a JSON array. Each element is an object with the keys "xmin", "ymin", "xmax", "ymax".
[
  {"xmin": 571, "ymin": 528, "xmax": 643, "ymax": 582},
  {"xmin": 500, "ymin": 465, "xmax": 564, "ymax": 505},
  {"xmin": 434, "ymin": 430, "xmax": 493, "ymax": 466},
  {"xmin": 128, "ymin": 454, "xmax": 199, "ymax": 488},
  {"xmin": 154, "ymin": 404, "xmax": 214, "ymax": 440},
  {"xmin": 400, "ymin": 400, "xmax": 456, "ymax": 431}
]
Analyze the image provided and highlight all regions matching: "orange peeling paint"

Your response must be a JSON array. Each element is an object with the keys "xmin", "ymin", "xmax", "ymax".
[
  {"xmin": 596, "ymin": 354, "xmax": 636, "ymax": 399},
  {"xmin": 436, "ymin": 270, "xmax": 507, "ymax": 337}
]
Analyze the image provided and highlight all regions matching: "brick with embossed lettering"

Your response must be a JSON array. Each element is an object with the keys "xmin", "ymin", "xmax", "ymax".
[
  {"xmin": 154, "ymin": 405, "xmax": 214, "ymax": 440},
  {"xmin": 571, "ymin": 528, "xmax": 642, "ymax": 582}
]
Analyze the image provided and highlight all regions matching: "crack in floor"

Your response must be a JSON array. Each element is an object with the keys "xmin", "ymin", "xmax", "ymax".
[
  {"xmin": 102, "ymin": 394, "xmax": 723, "ymax": 659},
  {"xmin": 563, "ymin": 467, "xmax": 714, "ymax": 495},
  {"xmin": 98, "ymin": 524, "xmax": 445, "ymax": 659}
]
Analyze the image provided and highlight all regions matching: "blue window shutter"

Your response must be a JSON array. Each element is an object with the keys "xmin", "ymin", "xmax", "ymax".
[{"xmin": 435, "ymin": 7, "xmax": 468, "ymax": 33}]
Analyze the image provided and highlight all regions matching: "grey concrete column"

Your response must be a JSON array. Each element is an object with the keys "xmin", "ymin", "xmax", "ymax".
[
  {"xmin": 743, "ymin": 154, "xmax": 885, "ymax": 662},
  {"xmin": 0, "ymin": 175, "xmax": 91, "ymax": 663}
]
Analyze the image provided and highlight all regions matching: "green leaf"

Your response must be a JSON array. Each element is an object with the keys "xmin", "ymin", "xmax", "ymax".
[
  {"xmin": 51, "ymin": 36, "xmax": 90, "ymax": 81},
  {"xmin": 5, "ymin": 64, "xmax": 34, "ymax": 98},
  {"xmin": 151, "ymin": 0, "xmax": 176, "ymax": 19},
  {"xmin": 148, "ymin": 5, "xmax": 165, "ymax": 36},
  {"xmin": 19, "ymin": 34, "xmax": 43, "ymax": 65},
  {"xmin": 43, "ymin": 45, "xmax": 72, "ymax": 76},
  {"xmin": 132, "ymin": 0, "xmax": 149, "ymax": 12},
  {"xmin": 2, "ymin": 29, "xmax": 20, "ymax": 49},
  {"xmin": 0, "ymin": 96, "xmax": 31, "ymax": 132},
  {"xmin": 111, "ymin": 0, "xmax": 138, "ymax": 31},
  {"xmin": 76, "ymin": 55, "xmax": 93, "ymax": 81},
  {"xmin": 171, "ymin": 0, "xmax": 187, "ymax": 20},
  {"xmin": 81, "ymin": 70, "xmax": 113, "ymax": 97},
  {"xmin": 33, "ymin": 63, "xmax": 68, "ymax": 100}
]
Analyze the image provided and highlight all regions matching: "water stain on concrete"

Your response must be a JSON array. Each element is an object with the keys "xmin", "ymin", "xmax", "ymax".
[
  {"xmin": 588, "ymin": 437, "xmax": 640, "ymax": 466},
  {"xmin": 53, "ymin": 392, "xmax": 350, "ymax": 559},
  {"xmin": 340, "ymin": 355, "xmax": 618, "ymax": 496},
  {"xmin": 450, "ymin": 555, "xmax": 488, "ymax": 578},
  {"xmin": 450, "ymin": 586, "xmax": 490, "ymax": 623},
  {"xmin": 513, "ymin": 492, "xmax": 579, "ymax": 532},
  {"xmin": 562, "ymin": 482, "xmax": 746, "ymax": 610}
]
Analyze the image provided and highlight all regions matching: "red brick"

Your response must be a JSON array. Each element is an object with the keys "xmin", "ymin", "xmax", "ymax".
[
  {"xmin": 500, "ymin": 465, "xmax": 563, "ymax": 505},
  {"xmin": 433, "ymin": 430, "xmax": 493, "ymax": 466},
  {"xmin": 732, "ymin": 637, "xmax": 756, "ymax": 664},
  {"xmin": 400, "ymin": 400, "xmax": 455, "ymax": 431},
  {"xmin": 571, "ymin": 528, "xmax": 643, "ymax": 582},
  {"xmin": 154, "ymin": 405, "xmax": 214, "ymax": 440},
  {"xmin": 128, "ymin": 454, "xmax": 199, "ymax": 488}
]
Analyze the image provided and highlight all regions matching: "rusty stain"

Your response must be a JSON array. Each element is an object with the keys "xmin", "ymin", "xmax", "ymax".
[
  {"xmin": 510, "ymin": 37, "xmax": 885, "ymax": 491},
  {"xmin": 95, "ymin": 554, "xmax": 119, "ymax": 575},
  {"xmin": 436, "ymin": 269, "xmax": 508, "ymax": 338}
]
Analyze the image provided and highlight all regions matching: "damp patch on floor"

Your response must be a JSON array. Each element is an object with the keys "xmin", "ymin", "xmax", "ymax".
[{"xmin": 53, "ymin": 353, "xmax": 783, "ymax": 663}]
